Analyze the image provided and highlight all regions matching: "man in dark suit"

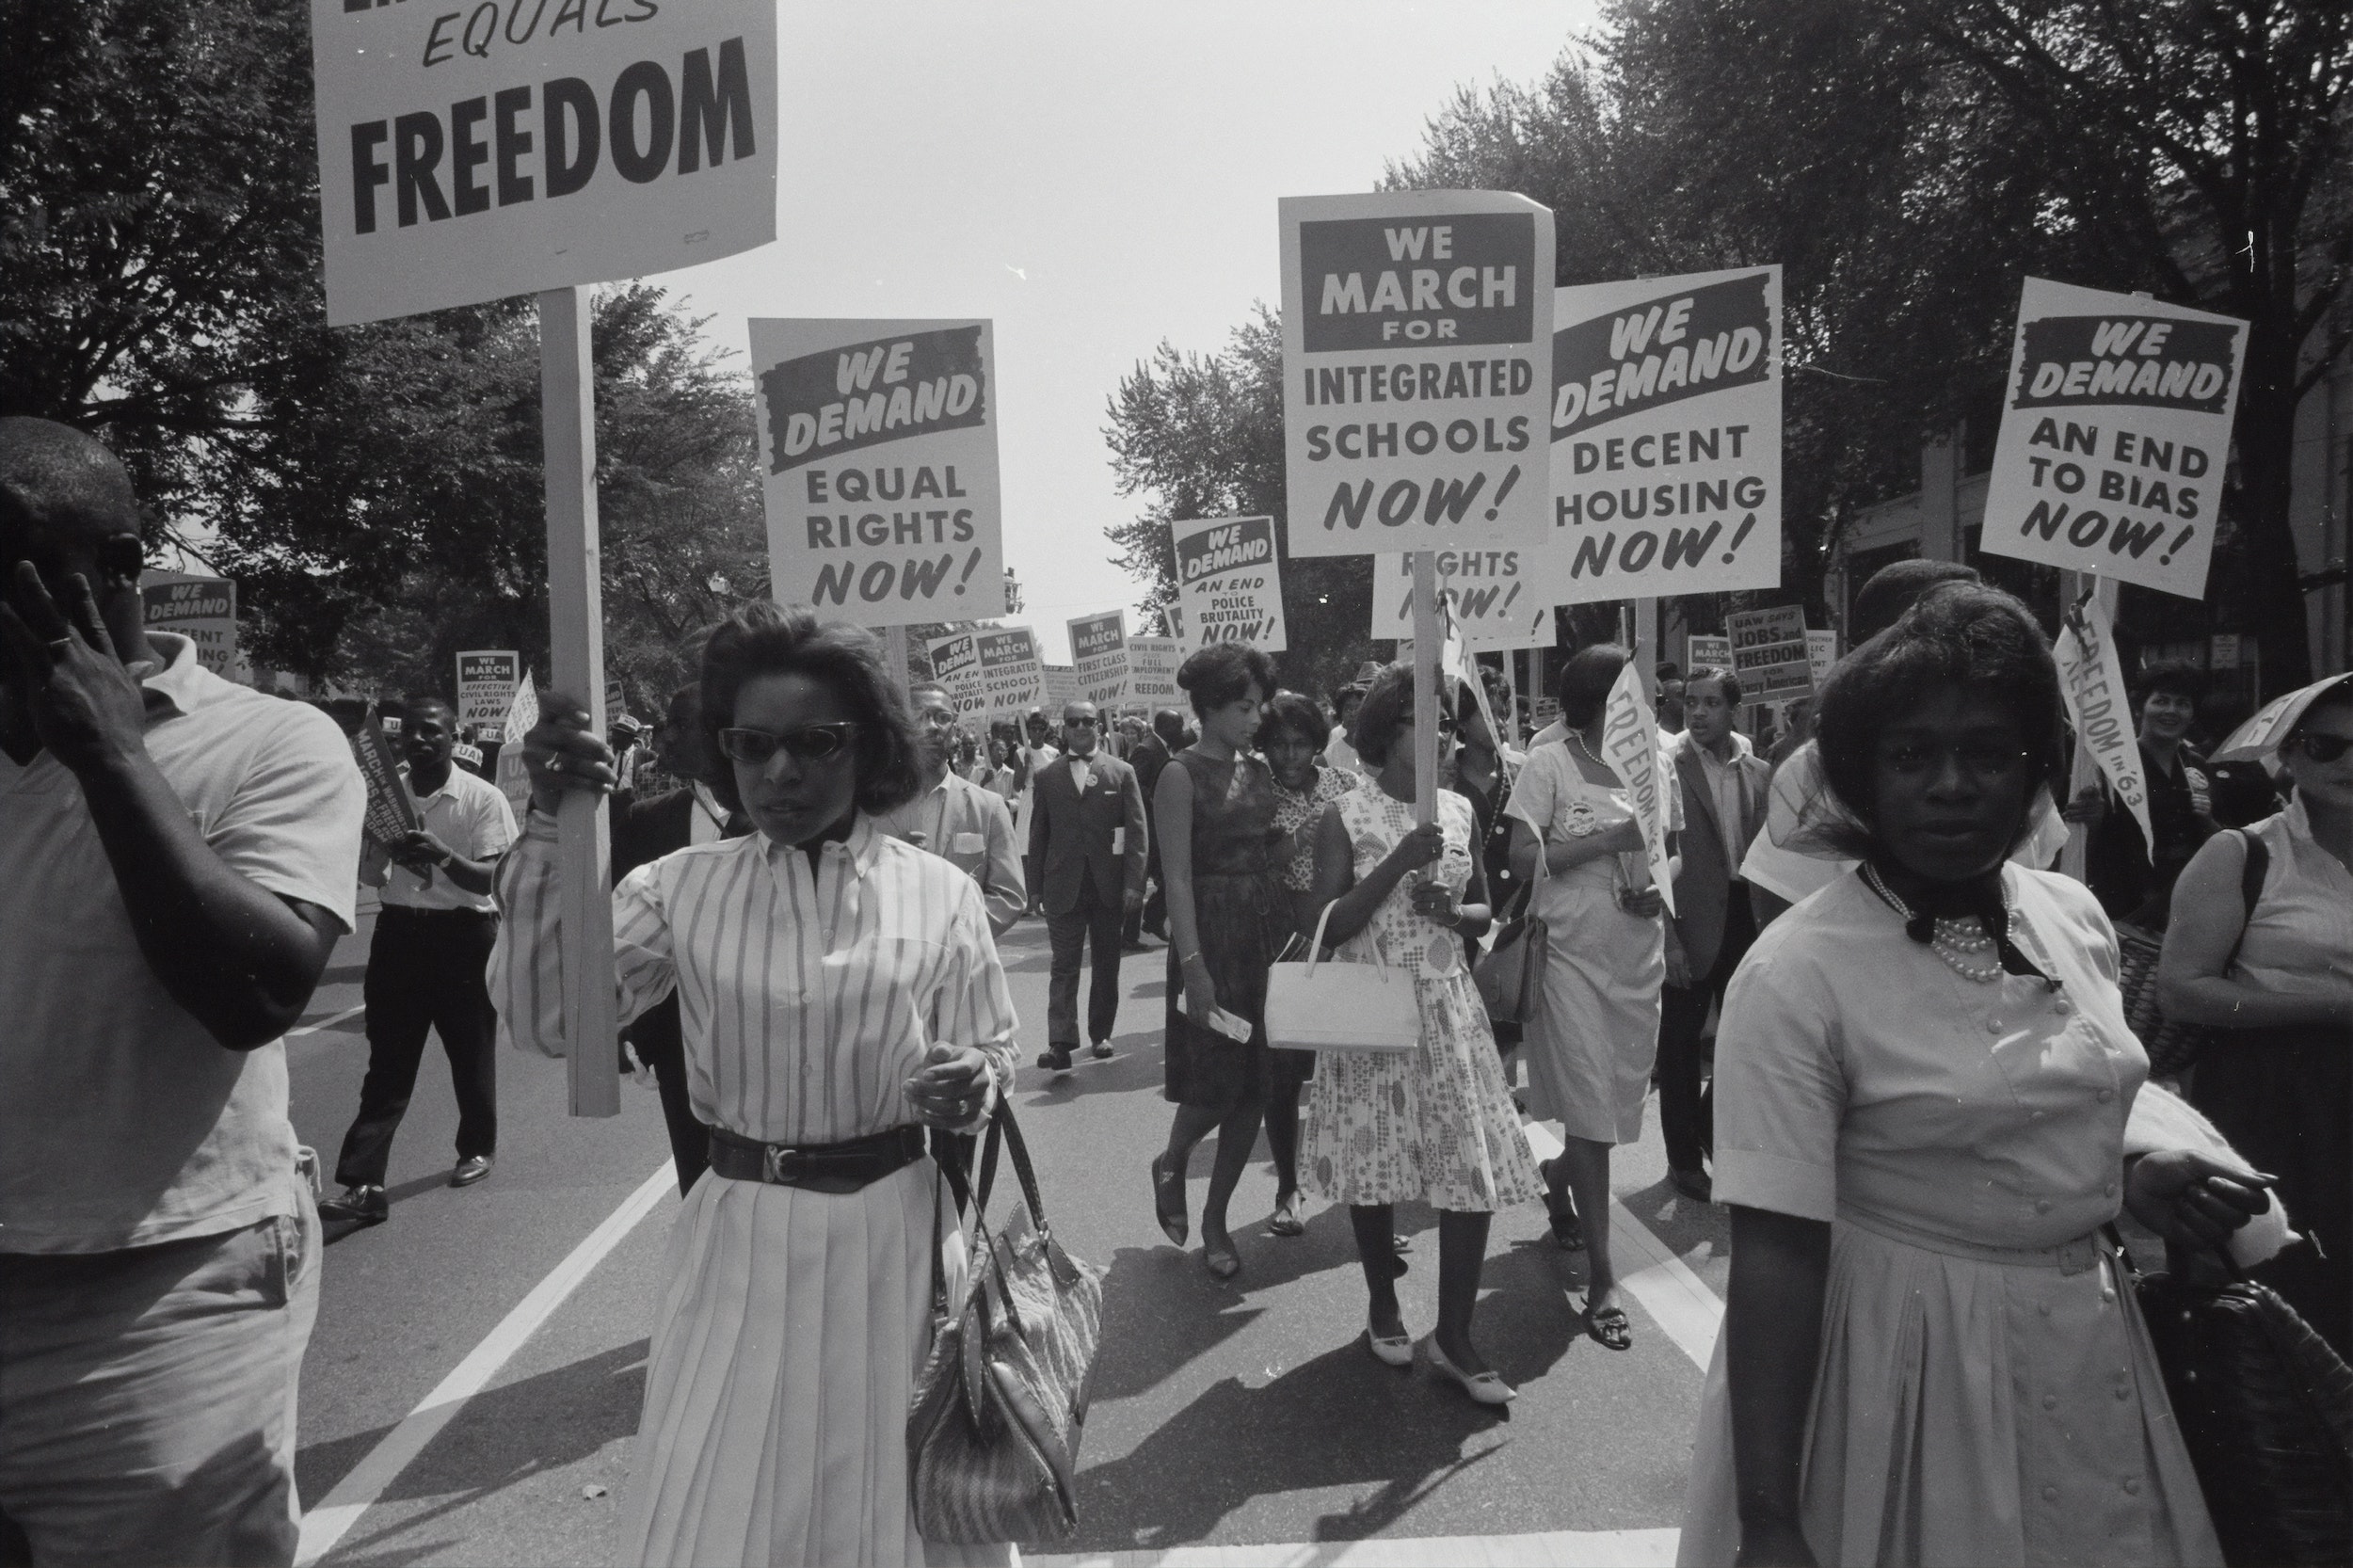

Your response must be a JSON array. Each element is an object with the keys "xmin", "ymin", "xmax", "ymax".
[
  {"xmin": 1030, "ymin": 699, "xmax": 1149, "ymax": 1071},
  {"xmin": 611, "ymin": 683, "xmax": 739, "ymax": 1194},
  {"xmin": 1121, "ymin": 706, "xmax": 1183, "ymax": 947},
  {"xmin": 1659, "ymin": 666, "xmax": 1771, "ymax": 1202}
]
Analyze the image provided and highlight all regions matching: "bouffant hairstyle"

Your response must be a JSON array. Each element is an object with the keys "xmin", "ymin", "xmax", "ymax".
[
  {"xmin": 2132, "ymin": 659, "xmax": 2204, "ymax": 705},
  {"xmin": 1177, "ymin": 641, "xmax": 1273, "ymax": 717},
  {"xmin": 1257, "ymin": 690, "xmax": 1331, "ymax": 753},
  {"xmin": 1556, "ymin": 644, "xmax": 1630, "ymax": 729},
  {"xmin": 1351, "ymin": 663, "xmax": 1456, "ymax": 768},
  {"xmin": 1814, "ymin": 582, "xmax": 2067, "ymax": 856},
  {"xmin": 697, "ymin": 601, "xmax": 923, "ymax": 818},
  {"xmin": 1850, "ymin": 559, "xmax": 1979, "ymax": 644}
]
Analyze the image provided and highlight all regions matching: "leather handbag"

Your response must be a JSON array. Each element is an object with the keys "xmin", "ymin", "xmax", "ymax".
[
  {"xmin": 2129, "ymin": 1247, "xmax": 2352, "ymax": 1565},
  {"xmin": 2113, "ymin": 830, "xmax": 2268, "ymax": 1080},
  {"xmin": 909, "ymin": 1107, "xmax": 1103, "ymax": 1546},
  {"xmin": 1473, "ymin": 874, "xmax": 1546, "ymax": 1030},
  {"xmin": 1263, "ymin": 900, "xmax": 1421, "ymax": 1054}
]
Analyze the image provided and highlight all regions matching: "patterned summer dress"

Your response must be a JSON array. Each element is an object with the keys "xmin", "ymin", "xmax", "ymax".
[{"xmin": 1301, "ymin": 786, "xmax": 1543, "ymax": 1212}]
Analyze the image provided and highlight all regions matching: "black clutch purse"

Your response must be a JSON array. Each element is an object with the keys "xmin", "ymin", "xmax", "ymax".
[{"xmin": 2132, "ymin": 1247, "xmax": 2353, "ymax": 1566}]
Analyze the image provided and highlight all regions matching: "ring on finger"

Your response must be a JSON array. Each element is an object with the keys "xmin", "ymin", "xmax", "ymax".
[{"xmin": 47, "ymin": 636, "xmax": 74, "ymax": 657}]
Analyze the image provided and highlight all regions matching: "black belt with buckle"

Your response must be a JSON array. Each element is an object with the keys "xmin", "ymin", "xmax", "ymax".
[{"xmin": 706, "ymin": 1125, "xmax": 928, "ymax": 1193}]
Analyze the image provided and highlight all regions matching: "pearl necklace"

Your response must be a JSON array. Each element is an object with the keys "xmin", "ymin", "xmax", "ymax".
[
  {"xmin": 1862, "ymin": 864, "xmax": 2007, "ymax": 984},
  {"xmin": 1573, "ymin": 727, "xmax": 1608, "ymax": 771}
]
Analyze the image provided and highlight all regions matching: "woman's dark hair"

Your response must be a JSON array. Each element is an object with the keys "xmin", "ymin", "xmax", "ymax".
[
  {"xmin": 1177, "ymin": 642, "xmax": 1273, "ymax": 716},
  {"xmin": 1814, "ymin": 582, "xmax": 2067, "ymax": 856},
  {"xmin": 1258, "ymin": 690, "xmax": 1331, "ymax": 753},
  {"xmin": 1687, "ymin": 665, "xmax": 1744, "ymax": 708},
  {"xmin": 1351, "ymin": 663, "xmax": 1455, "ymax": 768},
  {"xmin": 697, "ymin": 601, "xmax": 923, "ymax": 817},
  {"xmin": 1556, "ymin": 644, "xmax": 1630, "ymax": 729},
  {"xmin": 2132, "ymin": 659, "xmax": 2204, "ymax": 705}
]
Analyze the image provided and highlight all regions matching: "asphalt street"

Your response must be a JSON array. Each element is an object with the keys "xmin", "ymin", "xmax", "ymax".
[{"xmin": 288, "ymin": 893, "xmax": 1730, "ymax": 1566}]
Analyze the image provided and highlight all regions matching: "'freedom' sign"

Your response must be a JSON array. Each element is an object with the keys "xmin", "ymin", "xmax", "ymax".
[
  {"xmin": 1979, "ymin": 279, "xmax": 2247, "ymax": 600},
  {"xmin": 310, "ymin": 0, "xmax": 777, "ymax": 326},
  {"xmin": 1281, "ymin": 190, "xmax": 1554, "ymax": 558},
  {"xmin": 751, "ymin": 319, "xmax": 1005, "ymax": 630}
]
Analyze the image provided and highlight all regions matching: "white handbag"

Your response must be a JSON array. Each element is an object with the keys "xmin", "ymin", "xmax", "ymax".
[{"xmin": 1262, "ymin": 900, "xmax": 1421, "ymax": 1054}]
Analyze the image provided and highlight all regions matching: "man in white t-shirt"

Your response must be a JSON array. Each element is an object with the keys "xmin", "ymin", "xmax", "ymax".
[{"xmin": 320, "ymin": 695, "xmax": 516, "ymax": 1224}]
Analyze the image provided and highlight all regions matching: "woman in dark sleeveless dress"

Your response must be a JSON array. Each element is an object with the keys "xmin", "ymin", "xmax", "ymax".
[{"xmin": 1150, "ymin": 643, "xmax": 1287, "ymax": 1278}]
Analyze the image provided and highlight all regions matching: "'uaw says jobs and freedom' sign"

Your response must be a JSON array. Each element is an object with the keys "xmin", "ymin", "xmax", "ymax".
[
  {"xmin": 310, "ymin": 0, "xmax": 777, "ymax": 326},
  {"xmin": 1281, "ymin": 191, "xmax": 1555, "ymax": 558},
  {"xmin": 1548, "ymin": 266, "xmax": 1783, "ymax": 603},
  {"xmin": 1981, "ymin": 279, "xmax": 2247, "ymax": 600},
  {"xmin": 751, "ymin": 318, "xmax": 1005, "ymax": 630}
]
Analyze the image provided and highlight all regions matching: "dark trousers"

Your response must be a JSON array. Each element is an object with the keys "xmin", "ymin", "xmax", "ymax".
[
  {"xmin": 335, "ymin": 908, "xmax": 499, "ymax": 1188},
  {"xmin": 1048, "ymin": 876, "xmax": 1126, "ymax": 1048},
  {"xmin": 1658, "ymin": 888, "xmax": 1755, "ymax": 1176},
  {"xmin": 626, "ymin": 998, "xmax": 712, "ymax": 1196}
]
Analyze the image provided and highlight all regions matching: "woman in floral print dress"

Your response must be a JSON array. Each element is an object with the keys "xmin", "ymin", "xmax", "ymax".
[{"xmin": 1300, "ymin": 665, "xmax": 1542, "ymax": 1404}]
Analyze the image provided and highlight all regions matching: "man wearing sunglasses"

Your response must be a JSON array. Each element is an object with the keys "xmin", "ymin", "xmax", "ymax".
[
  {"xmin": 1029, "ymin": 699, "xmax": 1149, "ymax": 1071},
  {"xmin": 874, "ymin": 681, "xmax": 1026, "ymax": 936}
]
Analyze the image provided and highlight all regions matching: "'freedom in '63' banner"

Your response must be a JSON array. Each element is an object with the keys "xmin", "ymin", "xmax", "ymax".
[
  {"xmin": 310, "ymin": 0, "xmax": 777, "ymax": 326},
  {"xmin": 751, "ymin": 319, "xmax": 1005, "ymax": 630},
  {"xmin": 1173, "ymin": 516, "xmax": 1287, "ymax": 652},
  {"xmin": 1549, "ymin": 267, "xmax": 1782, "ymax": 603},
  {"xmin": 1281, "ymin": 191, "xmax": 1554, "ymax": 557},
  {"xmin": 1980, "ymin": 279, "xmax": 2247, "ymax": 600}
]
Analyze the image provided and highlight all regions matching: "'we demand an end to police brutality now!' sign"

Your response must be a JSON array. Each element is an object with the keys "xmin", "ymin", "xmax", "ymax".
[
  {"xmin": 752, "ymin": 319, "xmax": 1005, "ymax": 631},
  {"xmin": 1549, "ymin": 266, "xmax": 1783, "ymax": 603},
  {"xmin": 1980, "ymin": 279, "xmax": 2248, "ymax": 600},
  {"xmin": 1173, "ymin": 516, "xmax": 1288, "ymax": 653},
  {"xmin": 1281, "ymin": 191, "xmax": 1555, "ymax": 558},
  {"xmin": 310, "ymin": 0, "xmax": 778, "ymax": 326}
]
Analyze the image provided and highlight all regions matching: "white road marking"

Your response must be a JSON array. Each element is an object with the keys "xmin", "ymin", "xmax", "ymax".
[
  {"xmin": 1026, "ymin": 1526, "xmax": 1680, "ymax": 1566},
  {"xmin": 293, "ymin": 1161, "xmax": 676, "ymax": 1567},
  {"xmin": 287, "ymin": 1003, "xmax": 366, "ymax": 1038},
  {"xmin": 1522, "ymin": 1121, "xmax": 1723, "ymax": 1372}
]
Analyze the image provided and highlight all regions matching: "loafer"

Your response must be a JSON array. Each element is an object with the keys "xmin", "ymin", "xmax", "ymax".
[
  {"xmin": 1090, "ymin": 1040, "xmax": 1114, "ymax": 1060},
  {"xmin": 320, "ymin": 1184, "xmax": 387, "ymax": 1224},
  {"xmin": 450, "ymin": 1155, "xmax": 494, "ymax": 1188},
  {"xmin": 1037, "ymin": 1048, "xmax": 1075, "ymax": 1073}
]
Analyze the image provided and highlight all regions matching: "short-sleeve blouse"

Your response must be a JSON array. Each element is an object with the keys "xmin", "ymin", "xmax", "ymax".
[
  {"xmin": 1712, "ymin": 865, "xmax": 2146, "ymax": 1251},
  {"xmin": 1270, "ymin": 765, "xmax": 1357, "ymax": 892}
]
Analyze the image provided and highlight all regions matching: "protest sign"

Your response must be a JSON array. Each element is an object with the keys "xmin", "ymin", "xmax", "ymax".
[
  {"xmin": 1685, "ymin": 632, "xmax": 1731, "ymax": 671},
  {"xmin": 1126, "ymin": 635, "xmax": 1181, "ymax": 708},
  {"xmin": 974, "ymin": 627, "xmax": 1043, "ymax": 721},
  {"xmin": 924, "ymin": 630, "xmax": 989, "ymax": 723},
  {"xmin": 140, "ymin": 572, "xmax": 237, "ymax": 679},
  {"xmin": 1598, "ymin": 662, "xmax": 1676, "ymax": 916},
  {"xmin": 456, "ymin": 650, "xmax": 521, "ymax": 730},
  {"xmin": 1040, "ymin": 664, "xmax": 1081, "ymax": 712},
  {"xmin": 2053, "ymin": 593, "xmax": 2152, "ymax": 855},
  {"xmin": 1281, "ymin": 190, "xmax": 1555, "ymax": 557},
  {"xmin": 1372, "ymin": 547, "xmax": 1556, "ymax": 649},
  {"xmin": 353, "ymin": 719, "xmax": 421, "ymax": 849},
  {"xmin": 1979, "ymin": 279, "xmax": 2247, "ymax": 600},
  {"xmin": 310, "ymin": 0, "xmax": 777, "ymax": 326},
  {"xmin": 1069, "ymin": 611, "xmax": 1130, "ymax": 706},
  {"xmin": 1548, "ymin": 267, "xmax": 1783, "ymax": 603},
  {"xmin": 750, "ymin": 318, "xmax": 1005, "ymax": 630},
  {"xmin": 1806, "ymin": 630, "xmax": 1838, "ymax": 683},
  {"xmin": 493, "ymin": 673, "xmax": 539, "ymax": 818},
  {"xmin": 1173, "ymin": 515, "xmax": 1288, "ymax": 651},
  {"xmin": 1726, "ymin": 605, "xmax": 1812, "ymax": 703}
]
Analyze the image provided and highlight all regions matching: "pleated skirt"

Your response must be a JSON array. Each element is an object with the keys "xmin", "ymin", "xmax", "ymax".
[
  {"xmin": 1676, "ymin": 1216, "xmax": 2221, "ymax": 1568},
  {"xmin": 620, "ymin": 1160, "xmax": 1013, "ymax": 1568}
]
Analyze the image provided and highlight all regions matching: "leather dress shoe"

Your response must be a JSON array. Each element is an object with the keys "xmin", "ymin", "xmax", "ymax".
[
  {"xmin": 450, "ymin": 1155, "xmax": 495, "ymax": 1188},
  {"xmin": 1668, "ymin": 1166, "xmax": 1713, "ymax": 1203},
  {"xmin": 1037, "ymin": 1048, "xmax": 1075, "ymax": 1073},
  {"xmin": 320, "ymin": 1184, "xmax": 387, "ymax": 1224}
]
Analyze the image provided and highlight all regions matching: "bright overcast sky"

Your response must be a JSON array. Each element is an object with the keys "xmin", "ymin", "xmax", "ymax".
[{"xmin": 659, "ymin": 1, "xmax": 1595, "ymax": 662}]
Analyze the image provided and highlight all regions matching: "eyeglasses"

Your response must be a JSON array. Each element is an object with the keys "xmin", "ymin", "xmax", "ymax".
[
  {"xmin": 914, "ymin": 709, "xmax": 958, "ymax": 729},
  {"xmin": 2287, "ymin": 731, "xmax": 2352, "ymax": 763},
  {"xmin": 715, "ymin": 723, "xmax": 859, "ymax": 765},
  {"xmin": 1063, "ymin": 715, "xmax": 1099, "ymax": 729}
]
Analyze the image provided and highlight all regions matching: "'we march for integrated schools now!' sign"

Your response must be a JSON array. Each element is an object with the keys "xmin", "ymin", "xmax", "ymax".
[
  {"xmin": 751, "ymin": 318, "xmax": 1006, "ymax": 631},
  {"xmin": 310, "ymin": 0, "xmax": 778, "ymax": 325},
  {"xmin": 1281, "ymin": 191, "xmax": 1555, "ymax": 558},
  {"xmin": 1549, "ymin": 267, "xmax": 1784, "ymax": 603},
  {"xmin": 1980, "ymin": 279, "xmax": 2248, "ymax": 600},
  {"xmin": 1173, "ymin": 516, "xmax": 1287, "ymax": 653}
]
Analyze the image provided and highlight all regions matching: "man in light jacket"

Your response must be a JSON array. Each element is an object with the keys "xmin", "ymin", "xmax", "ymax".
[{"xmin": 1660, "ymin": 666, "xmax": 1770, "ymax": 1202}]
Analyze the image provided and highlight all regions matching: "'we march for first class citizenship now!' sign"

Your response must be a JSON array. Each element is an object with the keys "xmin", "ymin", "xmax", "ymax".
[{"xmin": 310, "ymin": 0, "xmax": 777, "ymax": 325}]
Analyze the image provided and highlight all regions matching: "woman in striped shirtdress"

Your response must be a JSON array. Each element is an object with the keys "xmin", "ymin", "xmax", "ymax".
[{"xmin": 491, "ymin": 603, "xmax": 1019, "ymax": 1567}]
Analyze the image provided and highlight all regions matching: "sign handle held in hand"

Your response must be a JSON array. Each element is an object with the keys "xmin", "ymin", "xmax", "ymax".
[
  {"xmin": 1412, "ymin": 551, "xmax": 1440, "ymax": 828},
  {"xmin": 540, "ymin": 285, "xmax": 620, "ymax": 1120}
]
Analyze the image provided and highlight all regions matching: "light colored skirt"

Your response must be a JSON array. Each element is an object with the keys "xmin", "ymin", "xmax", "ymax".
[
  {"xmin": 1301, "ymin": 970, "xmax": 1542, "ymax": 1211},
  {"xmin": 1676, "ymin": 1213, "xmax": 2221, "ymax": 1567},
  {"xmin": 1523, "ymin": 876, "xmax": 1662, "ymax": 1145},
  {"xmin": 621, "ymin": 1160, "xmax": 1011, "ymax": 1568}
]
